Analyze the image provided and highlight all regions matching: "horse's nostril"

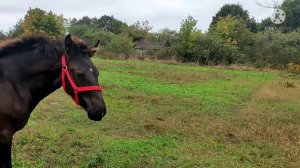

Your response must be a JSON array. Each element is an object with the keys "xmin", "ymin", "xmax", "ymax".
[
  {"xmin": 96, "ymin": 109, "xmax": 106, "ymax": 118},
  {"xmin": 101, "ymin": 110, "xmax": 106, "ymax": 117},
  {"xmin": 88, "ymin": 109, "xmax": 105, "ymax": 121}
]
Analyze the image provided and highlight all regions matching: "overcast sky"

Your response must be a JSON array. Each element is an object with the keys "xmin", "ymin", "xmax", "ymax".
[{"xmin": 0, "ymin": 0, "xmax": 283, "ymax": 32}]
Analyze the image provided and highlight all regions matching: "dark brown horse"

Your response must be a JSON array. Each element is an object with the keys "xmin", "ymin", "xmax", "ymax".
[{"xmin": 0, "ymin": 34, "xmax": 106, "ymax": 168}]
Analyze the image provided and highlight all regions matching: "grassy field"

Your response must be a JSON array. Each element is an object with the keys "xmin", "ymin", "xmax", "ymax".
[{"xmin": 12, "ymin": 58, "xmax": 300, "ymax": 167}]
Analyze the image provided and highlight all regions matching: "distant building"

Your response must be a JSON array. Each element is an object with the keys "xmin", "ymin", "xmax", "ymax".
[{"xmin": 135, "ymin": 39, "xmax": 164, "ymax": 55}]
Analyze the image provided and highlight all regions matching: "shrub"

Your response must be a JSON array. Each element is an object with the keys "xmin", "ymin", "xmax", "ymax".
[
  {"xmin": 102, "ymin": 34, "xmax": 135, "ymax": 56},
  {"xmin": 155, "ymin": 47, "xmax": 177, "ymax": 60},
  {"xmin": 251, "ymin": 30, "xmax": 300, "ymax": 69},
  {"xmin": 193, "ymin": 34, "xmax": 243, "ymax": 65},
  {"xmin": 175, "ymin": 16, "xmax": 201, "ymax": 62},
  {"xmin": 287, "ymin": 63, "xmax": 300, "ymax": 74},
  {"xmin": 68, "ymin": 24, "xmax": 115, "ymax": 46}
]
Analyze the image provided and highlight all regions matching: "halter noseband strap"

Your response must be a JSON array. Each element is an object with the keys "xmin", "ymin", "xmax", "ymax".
[{"xmin": 61, "ymin": 54, "xmax": 102, "ymax": 105}]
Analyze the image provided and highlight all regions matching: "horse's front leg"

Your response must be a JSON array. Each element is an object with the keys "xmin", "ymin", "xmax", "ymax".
[{"xmin": 0, "ymin": 129, "xmax": 13, "ymax": 168}]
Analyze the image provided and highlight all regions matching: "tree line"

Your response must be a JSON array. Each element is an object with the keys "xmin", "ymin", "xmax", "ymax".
[{"xmin": 0, "ymin": 0, "xmax": 300, "ymax": 70}]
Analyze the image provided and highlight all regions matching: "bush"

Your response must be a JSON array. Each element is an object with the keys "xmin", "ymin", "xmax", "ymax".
[
  {"xmin": 193, "ymin": 34, "xmax": 243, "ymax": 65},
  {"xmin": 155, "ymin": 47, "xmax": 177, "ymax": 60},
  {"xmin": 175, "ymin": 16, "xmax": 201, "ymax": 62},
  {"xmin": 287, "ymin": 63, "xmax": 300, "ymax": 74},
  {"xmin": 102, "ymin": 34, "xmax": 135, "ymax": 56},
  {"xmin": 68, "ymin": 24, "xmax": 115, "ymax": 46},
  {"xmin": 250, "ymin": 30, "xmax": 300, "ymax": 69}
]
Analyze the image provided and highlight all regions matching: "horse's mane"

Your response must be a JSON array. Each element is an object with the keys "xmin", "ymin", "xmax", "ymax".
[{"xmin": 0, "ymin": 35, "xmax": 64, "ymax": 59}]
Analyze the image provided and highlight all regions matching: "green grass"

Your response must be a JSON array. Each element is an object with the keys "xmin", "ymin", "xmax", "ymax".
[{"xmin": 12, "ymin": 58, "xmax": 300, "ymax": 167}]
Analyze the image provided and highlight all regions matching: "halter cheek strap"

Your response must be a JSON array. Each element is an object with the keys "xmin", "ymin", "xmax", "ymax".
[{"xmin": 61, "ymin": 54, "xmax": 102, "ymax": 105}]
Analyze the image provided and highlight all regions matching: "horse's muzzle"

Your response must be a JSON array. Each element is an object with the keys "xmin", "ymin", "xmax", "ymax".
[{"xmin": 88, "ymin": 108, "xmax": 106, "ymax": 121}]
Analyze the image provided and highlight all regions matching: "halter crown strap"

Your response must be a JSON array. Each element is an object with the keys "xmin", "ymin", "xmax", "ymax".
[{"xmin": 61, "ymin": 54, "xmax": 102, "ymax": 105}]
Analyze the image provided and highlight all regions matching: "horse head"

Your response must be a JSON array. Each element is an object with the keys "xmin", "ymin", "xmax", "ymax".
[{"xmin": 63, "ymin": 34, "xmax": 106, "ymax": 121}]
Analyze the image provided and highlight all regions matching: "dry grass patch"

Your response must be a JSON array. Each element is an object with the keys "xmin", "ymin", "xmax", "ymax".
[
  {"xmin": 255, "ymin": 79, "xmax": 300, "ymax": 102},
  {"xmin": 210, "ymin": 77, "xmax": 300, "ymax": 167}
]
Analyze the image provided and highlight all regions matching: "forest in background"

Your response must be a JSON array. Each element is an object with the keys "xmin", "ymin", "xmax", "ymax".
[{"xmin": 0, "ymin": 0, "xmax": 300, "ymax": 72}]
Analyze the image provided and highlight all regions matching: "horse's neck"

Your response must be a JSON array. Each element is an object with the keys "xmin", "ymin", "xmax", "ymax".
[
  {"xmin": 26, "ymin": 56, "xmax": 62, "ymax": 105},
  {"xmin": 15, "ymin": 52, "xmax": 61, "ymax": 108}
]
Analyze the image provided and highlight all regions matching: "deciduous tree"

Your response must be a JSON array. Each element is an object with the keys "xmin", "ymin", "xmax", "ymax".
[
  {"xmin": 210, "ymin": 4, "xmax": 258, "ymax": 32},
  {"xmin": 22, "ymin": 8, "xmax": 65, "ymax": 38},
  {"xmin": 176, "ymin": 16, "xmax": 202, "ymax": 62}
]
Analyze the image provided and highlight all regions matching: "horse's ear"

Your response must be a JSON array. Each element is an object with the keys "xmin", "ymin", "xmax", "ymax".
[
  {"xmin": 89, "ymin": 40, "xmax": 100, "ymax": 57},
  {"xmin": 64, "ymin": 34, "xmax": 74, "ymax": 52}
]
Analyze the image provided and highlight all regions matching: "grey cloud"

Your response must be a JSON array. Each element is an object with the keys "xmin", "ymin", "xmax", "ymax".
[{"xmin": 0, "ymin": 6, "xmax": 25, "ymax": 14}]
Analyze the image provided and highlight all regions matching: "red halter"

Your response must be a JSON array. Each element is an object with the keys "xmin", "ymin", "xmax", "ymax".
[{"xmin": 61, "ymin": 54, "xmax": 102, "ymax": 105}]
